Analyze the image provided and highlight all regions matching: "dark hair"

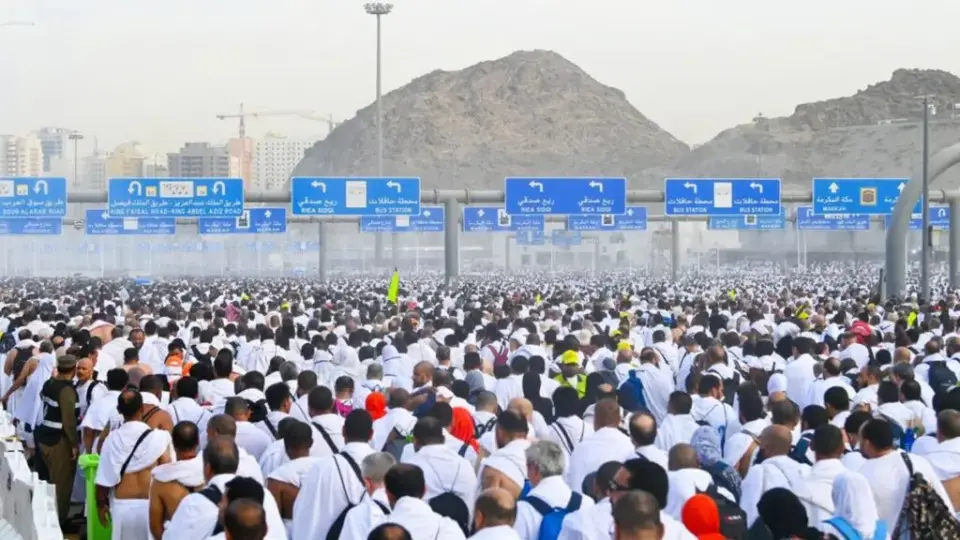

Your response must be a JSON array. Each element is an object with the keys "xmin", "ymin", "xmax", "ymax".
[
  {"xmin": 283, "ymin": 421, "xmax": 313, "ymax": 453},
  {"xmin": 223, "ymin": 499, "xmax": 267, "ymax": 540},
  {"xmin": 823, "ymin": 386, "xmax": 850, "ymax": 413},
  {"xmin": 117, "ymin": 388, "xmax": 142, "ymax": 419},
  {"xmin": 843, "ymin": 410, "xmax": 872, "ymax": 436},
  {"xmin": 811, "ymin": 424, "xmax": 844, "ymax": 456},
  {"xmin": 175, "ymin": 377, "xmax": 199, "ymax": 399},
  {"xmin": 861, "ymin": 418, "xmax": 895, "ymax": 450},
  {"xmin": 203, "ymin": 437, "xmax": 239, "ymax": 476},
  {"xmin": 553, "ymin": 387, "xmax": 580, "ymax": 417},
  {"xmin": 497, "ymin": 410, "xmax": 527, "ymax": 435},
  {"xmin": 307, "ymin": 386, "xmax": 334, "ymax": 414},
  {"xmin": 172, "ymin": 421, "xmax": 199, "ymax": 453},
  {"xmin": 901, "ymin": 380, "xmax": 922, "ymax": 402},
  {"xmin": 622, "ymin": 458, "xmax": 668, "ymax": 509},
  {"xmin": 265, "ymin": 382, "xmax": 291, "ymax": 411},
  {"xmin": 801, "ymin": 405, "xmax": 829, "ymax": 431},
  {"xmin": 384, "ymin": 464, "xmax": 426, "ymax": 500},
  {"xmin": 343, "ymin": 409, "xmax": 373, "ymax": 443},
  {"xmin": 427, "ymin": 402, "xmax": 453, "ymax": 427},
  {"xmin": 668, "ymin": 391, "xmax": 693, "ymax": 415},
  {"xmin": 877, "ymin": 380, "xmax": 900, "ymax": 405},
  {"xmin": 413, "ymin": 417, "xmax": 445, "ymax": 446},
  {"xmin": 106, "ymin": 368, "xmax": 130, "ymax": 392}
]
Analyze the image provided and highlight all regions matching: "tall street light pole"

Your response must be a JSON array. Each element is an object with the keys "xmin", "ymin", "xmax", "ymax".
[
  {"xmin": 365, "ymin": 2, "xmax": 393, "ymax": 268},
  {"xmin": 918, "ymin": 94, "xmax": 934, "ymax": 302},
  {"xmin": 69, "ymin": 131, "xmax": 83, "ymax": 187}
]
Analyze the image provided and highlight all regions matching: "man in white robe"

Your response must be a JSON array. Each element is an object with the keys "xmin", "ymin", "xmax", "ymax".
[
  {"xmin": 799, "ymin": 425, "xmax": 847, "ymax": 531},
  {"xmin": 739, "ymin": 425, "xmax": 812, "ymax": 527},
  {"xmin": 470, "ymin": 487, "xmax": 522, "ymax": 540},
  {"xmin": 95, "ymin": 389, "xmax": 173, "ymax": 540},
  {"xmin": 404, "ymin": 416, "xmax": 478, "ymax": 526},
  {"xmin": 266, "ymin": 421, "xmax": 319, "ymax": 536},
  {"xmin": 516, "ymin": 440, "xmax": 594, "ymax": 540},
  {"xmin": 917, "ymin": 410, "xmax": 960, "ymax": 498},
  {"xmin": 654, "ymin": 392, "xmax": 701, "ymax": 453},
  {"xmin": 567, "ymin": 400, "xmax": 634, "ymax": 492},
  {"xmin": 149, "ymin": 421, "xmax": 205, "ymax": 540},
  {"xmin": 339, "ymin": 452, "xmax": 397, "ymax": 540},
  {"xmin": 379, "ymin": 463, "xmax": 467, "ymax": 540}
]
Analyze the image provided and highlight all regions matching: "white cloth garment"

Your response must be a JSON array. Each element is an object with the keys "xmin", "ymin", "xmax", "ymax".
[
  {"xmin": 165, "ymin": 397, "xmax": 208, "ymax": 426},
  {"xmin": 925, "ymin": 436, "xmax": 960, "ymax": 482},
  {"xmin": 666, "ymin": 468, "xmax": 735, "ymax": 520},
  {"xmin": 309, "ymin": 413, "xmax": 346, "ymax": 457},
  {"xmin": 382, "ymin": 496, "xmax": 467, "ymax": 540},
  {"xmin": 338, "ymin": 489, "xmax": 392, "ymax": 540},
  {"xmin": 784, "ymin": 353, "xmax": 818, "ymax": 410},
  {"xmin": 162, "ymin": 473, "xmax": 286, "ymax": 540},
  {"xmin": 516, "ymin": 476, "xmax": 595, "ymax": 540},
  {"xmin": 546, "ymin": 416, "xmax": 592, "ymax": 460},
  {"xmin": 406, "ymin": 443, "xmax": 478, "ymax": 521},
  {"xmin": 690, "ymin": 396, "xmax": 741, "ymax": 446},
  {"xmin": 234, "ymin": 420, "xmax": 272, "ymax": 460},
  {"xmin": 267, "ymin": 456, "xmax": 320, "ymax": 487},
  {"xmin": 629, "ymin": 445, "xmax": 669, "ymax": 472},
  {"xmin": 824, "ymin": 470, "xmax": 881, "ymax": 539},
  {"xmin": 859, "ymin": 450, "xmax": 953, "ymax": 540},
  {"xmin": 110, "ymin": 498, "xmax": 150, "ymax": 540},
  {"xmin": 471, "ymin": 524, "xmax": 523, "ymax": 540},
  {"xmin": 723, "ymin": 418, "xmax": 768, "ymax": 467},
  {"xmin": 151, "ymin": 455, "xmax": 205, "ymax": 488},
  {"xmin": 655, "ymin": 414, "xmax": 701, "ymax": 453},
  {"xmin": 372, "ymin": 408, "xmax": 415, "ymax": 452},
  {"xmin": 800, "ymin": 459, "xmax": 846, "ymax": 530},
  {"xmin": 291, "ymin": 442, "xmax": 374, "ymax": 540},
  {"xmin": 566, "ymin": 427, "xmax": 634, "ymax": 494},
  {"xmin": 477, "ymin": 438, "xmax": 531, "ymax": 495},
  {"xmin": 95, "ymin": 421, "xmax": 172, "ymax": 488},
  {"xmin": 259, "ymin": 439, "xmax": 289, "ymax": 478},
  {"xmin": 739, "ymin": 455, "xmax": 812, "ymax": 527},
  {"xmin": 14, "ymin": 352, "xmax": 54, "ymax": 428}
]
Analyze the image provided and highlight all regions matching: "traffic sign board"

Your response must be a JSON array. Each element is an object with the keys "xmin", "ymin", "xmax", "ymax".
[
  {"xmin": 85, "ymin": 209, "xmax": 176, "ymax": 235},
  {"xmin": 551, "ymin": 230, "xmax": 583, "ymax": 246},
  {"xmin": 199, "ymin": 208, "xmax": 287, "ymax": 235},
  {"xmin": 795, "ymin": 207, "xmax": 871, "ymax": 231},
  {"xmin": 360, "ymin": 206, "xmax": 444, "ymax": 232},
  {"xmin": 291, "ymin": 177, "xmax": 421, "ymax": 216},
  {"xmin": 708, "ymin": 213, "xmax": 785, "ymax": 230},
  {"xmin": 812, "ymin": 178, "xmax": 920, "ymax": 215},
  {"xmin": 567, "ymin": 206, "xmax": 648, "ymax": 231},
  {"xmin": 516, "ymin": 230, "xmax": 546, "ymax": 246},
  {"xmin": 0, "ymin": 177, "xmax": 67, "ymax": 217},
  {"xmin": 108, "ymin": 177, "xmax": 244, "ymax": 217},
  {"xmin": 0, "ymin": 217, "xmax": 62, "ymax": 235},
  {"xmin": 462, "ymin": 207, "xmax": 544, "ymax": 233},
  {"xmin": 504, "ymin": 177, "xmax": 626, "ymax": 215},
  {"xmin": 883, "ymin": 206, "xmax": 951, "ymax": 230},
  {"xmin": 665, "ymin": 178, "xmax": 781, "ymax": 216}
]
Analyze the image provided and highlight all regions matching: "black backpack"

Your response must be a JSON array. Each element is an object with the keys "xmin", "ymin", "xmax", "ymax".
[
  {"xmin": 696, "ymin": 483, "xmax": 747, "ymax": 539},
  {"xmin": 701, "ymin": 461, "xmax": 741, "ymax": 503},
  {"xmin": 788, "ymin": 432, "xmax": 814, "ymax": 466},
  {"xmin": 425, "ymin": 460, "xmax": 470, "ymax": 534},
  {"xmin": 247, "ymin": 398, "xmax": 269, "ymax": 424},
  {"xmin": 326, "ymin": 452, "xmax": 389, "ymax": 540},
  {"xmin": 927, "ymin": 361, "xmax": 958, "ymax": 400},
  {"xmin": 381, "ymin": 428, "xmax": 410, "ymax": 461}
]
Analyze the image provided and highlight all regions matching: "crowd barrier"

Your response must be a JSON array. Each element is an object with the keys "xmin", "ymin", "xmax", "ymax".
[{"xmin": 0, "ymin": 411, "xmax": 64, "ymax": 540}]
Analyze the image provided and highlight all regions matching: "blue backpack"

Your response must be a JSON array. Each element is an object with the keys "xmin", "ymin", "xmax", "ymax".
[
  {"xmin": 523, "ymin": 492, "xmax": 583, "ymax": 540},
  {"xmin": 823, "ymin": 517, "xmax": 887, "ymax": 540},
  {"xmin": 618, "ymin": 370, "xmax": 649, "ymax": 413}
]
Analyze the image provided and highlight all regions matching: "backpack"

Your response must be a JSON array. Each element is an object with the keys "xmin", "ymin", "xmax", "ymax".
[
  {"xmin": 199, "ymin": 485, "xmax": 226, "ymax": 536},
  {"xmin": 824, "ymin": 516, "xmax": 888, "ymax": 540},
  {"xmin": 326, "ymin": 452, "xmax": 382, "ymax": 540},
  {"xmin": 701, "ymin": 461, "xmax": 741, "ymax": 503},
  {"xmin": 892, "ymin": 452, "xmax": 960, "ymax": 539},
  {"xmin": 522, "ymin": 492, "xmax": 583, "ymax": 540},
  {"xmin": 0, "ymin": 332, "xmax": 15, "ymax": 355},
  {"xmin": 247, "ymin": 398, "xmax": 269, "ymax": 424},
  {"xmin": 487, "ymin": 343, "xmax": 509, "ymax": 367},
  {"xmin": 381, "ymin": 427, "xmax": 410, "ymax": 461},
  {"xmin": 475, "ymin": 417, "xmax": 497, "ymax": 439},
  {"xmin": 696, "ymin": 483, "xmax": 747, "ymax": 539},
  {"xmin": 618, "ymin": 370, "xmax": 650, "ymax": 413},
  {"xmin": 927, "ymin": 360, "xmax": 958, "ymax": 399},
  {"xmin": 788, "ymin": 432, "xmax": 814, "ymax": 465}
]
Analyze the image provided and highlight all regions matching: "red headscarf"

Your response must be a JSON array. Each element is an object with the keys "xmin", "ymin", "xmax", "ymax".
[
  {"xmin": 449, "ymin": 407, "xmax": 479, "ymax": 452},
  {"xmin": 365, "ymin": 392, "xmax": 387, "ymax": 421},
  {"xmin": 682, "ymin": 494, "xmax": 726, "ymax": 540}
]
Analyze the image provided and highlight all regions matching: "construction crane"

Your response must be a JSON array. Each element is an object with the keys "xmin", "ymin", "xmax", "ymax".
[{"xmin": 215, "ymin": 103, "xmax": 338, "ymax": 139}]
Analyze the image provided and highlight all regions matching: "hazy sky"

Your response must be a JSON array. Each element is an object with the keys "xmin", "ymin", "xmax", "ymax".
[{"xmin": 4, "ymin": 0, "xmax": 960, "ymax": 156}]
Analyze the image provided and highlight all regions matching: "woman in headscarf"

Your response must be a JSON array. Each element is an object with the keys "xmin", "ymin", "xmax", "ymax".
[
  {"xmin": 754, "ymin": 487, "xmax": 822, "ymax": 540},
  {"xmin": 682, "ymin": 494, "xmax": 726, "ymax": 540},
  {"xmin": 365, "ymin": 391, "xmax": 387, "ymax": 421},
  {"xmin": 522, "ymin": 372, "xmax": 554, "ymax": 424},
  {"xmin": 823, "ymin": 470, "xmax": 884, "ymax": 540},
  {"xmin": 690, "ymin": 425, "xmax": 742, "ymax": 502},
  {"xmin": 448, "ymin": 407, "xmax": 479, "ymax": 453}
]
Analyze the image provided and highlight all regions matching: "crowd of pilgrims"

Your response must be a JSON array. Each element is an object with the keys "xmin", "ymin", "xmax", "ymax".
[{"xmin": 4, "ymin": 269, "xmax": 960, "ymax": 539}]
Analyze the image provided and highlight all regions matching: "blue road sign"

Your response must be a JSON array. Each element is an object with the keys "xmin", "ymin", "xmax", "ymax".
[
  {"xmin": 85, "ymin": 209, "xmax": 176, "ymax": 236},
  {"xmin": 108, "ymin": 177, "xmax": 244, "ymax": 217},
  {"xmin": 291, "ymin": 177, "xmax": 421, "ymax": 216},
  {"xmin": 664, "ymin": 178, "xmax": 781, "ymax": 216},
  {"xmin": 0, "ymin": 177, "xmax": 67, "ymax": 217},
  {"xmin": 199, "ymin": 208, "xmax": 287, "ymax": 235},
  {"xmin": 812, "ymin": 178, "xmax": 920, "ymax": 215},
  {"xmin": 462, "ymin": 207, "xmax": 544, "ymax": 233},
  {"xmin": 516, "ymin": 230, "xmax": 546, "ymax": 246},
  {"xmin": 567, "ymin": 206, "xmax": 648, "ymax": 231},
  {"xmin": 708, "ymin": 213, "xmax": 786, "ymax": 231},
  {"xmin": 551, "ymin": 230, "xmax": 583, "ymax": 246},
  {"xmin": 795, "ymin": 206, "xmax": 871, "ymax": 231},
  {"xmin": 0, "ymin": 217, "xmax": 62, "ymax": 235},
  {"xmin": 883, "ymin": 206, "xmax": 951, "ymax": 230},
  {"xmin": 504, "ymin": 177, "xmax": 626, "ymax": 215},
  {"xmin": 360, "ymin": 206, "xmax": 444, "ymax": 232}
]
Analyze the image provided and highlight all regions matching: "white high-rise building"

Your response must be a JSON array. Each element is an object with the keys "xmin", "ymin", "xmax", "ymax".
[
  {"xmin": 0, "ymin": 134, "xmax": 45, "ymax": 177},
  {"xmin": 80, "ymin": 152, "xmax": 108, "ymax": 191},
  {"xmin": 252, "ymin": 134, "xmax": 315, "ymax": 191}
]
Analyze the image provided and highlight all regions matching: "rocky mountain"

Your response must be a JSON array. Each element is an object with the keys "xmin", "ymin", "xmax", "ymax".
[
  {"xmin": 291, "ymin": 50, "xmax": 688, "ymax": 188},
  {"xmin": 671, "ymin": 69, "xmax": 960, "ymax": 188}
]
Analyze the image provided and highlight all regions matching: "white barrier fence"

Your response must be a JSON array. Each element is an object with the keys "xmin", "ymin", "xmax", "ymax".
[{"xmin": 0, "ymin": 412, "xmax": 63, "ymax": 540}]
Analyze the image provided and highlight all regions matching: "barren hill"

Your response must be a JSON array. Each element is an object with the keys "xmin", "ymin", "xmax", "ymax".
[{"xmin": 291, "ymin": 50, "xmax": 688, "ymax": 188}]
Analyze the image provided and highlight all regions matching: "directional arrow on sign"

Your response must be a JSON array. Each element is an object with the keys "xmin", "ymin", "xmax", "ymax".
[
  {"xmin": 683, "ymin": 182, "xmax": 697, "ymax": 194},
  {"xmin": 627, "ymin": 208, "xmax": 634, "ymax": 216},
  {"xmin": 33, "ymin": 179, "xmax": 49, "ymax": 195},
  {"xmin": 589, "ymin": 181, "xmax": 603, "ymax": 193},
  {"xmin": 749, "ymin": 182, "xmax": 763, "ymax": 194},
  {"xmin": 939, "ymin": 208, "xmax": 947, "ymax": 218},
  {"xmin": 213, "ymin": 181, "xmax": 226, "ymax": 195},
  {"xmin": 386, "ymin": 180, "xmax": 401, "ymax": 193},
  {"xmin": 529, "ymin": 181, "xmax": 544, "ymax": 192},
  {"xmin": 898, "ymin": 182, "xmax": 906, "ymax": 193},
  {"xmin": 829, "ymin": 182, "xmax": 839, "ymax": 194},
  {"xmin": 128, "ymin": 181, "xmax": 143, "ymax": 196},
  {"xmin": 311, "ymin": 181, "xmax": 327, "ymax": 193},
  {"xmin": 101, "ymin": 212, "xmax": 109, "ymax": 219},
  {"xmin": 477, "ymin": 209, "xmax": 485, "ymax": 217},
  {"xmin": 265, "ymin": 210, "xmax": 272, "ymax": 218},
  {"xmin": 423, "ymin": 210, "xmax": 431, "ymax": 217}
]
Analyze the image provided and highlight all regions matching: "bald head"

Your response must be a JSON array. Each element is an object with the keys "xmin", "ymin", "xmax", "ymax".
[
  {"xmin": 760, "ymin": 424, "xmax": 793, "ymax": 457},
  {"xmin": 594, "ymin": 399, "xmax": 622, "ymax": 430},
  {"xmin": 508, "ymin": 397, "xmax": 533, "ymax": 420},
  {"xmin": 667, "ymin": 443, "xmax": 698, "ymax": 471},
  {"xmin": 224, "ymin": 499, "xmax": 266, "ymax": 540},
  {"xmin": 894, "ymin": 347, "xmax": 913, "ymax": 364},
  {"xmin": 474, "ymin": 487, "xmax": 518, "ymax": 529},
  {"xmin": 938, "ymin": 410, "xmax": 960, "ymax": 440}
]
